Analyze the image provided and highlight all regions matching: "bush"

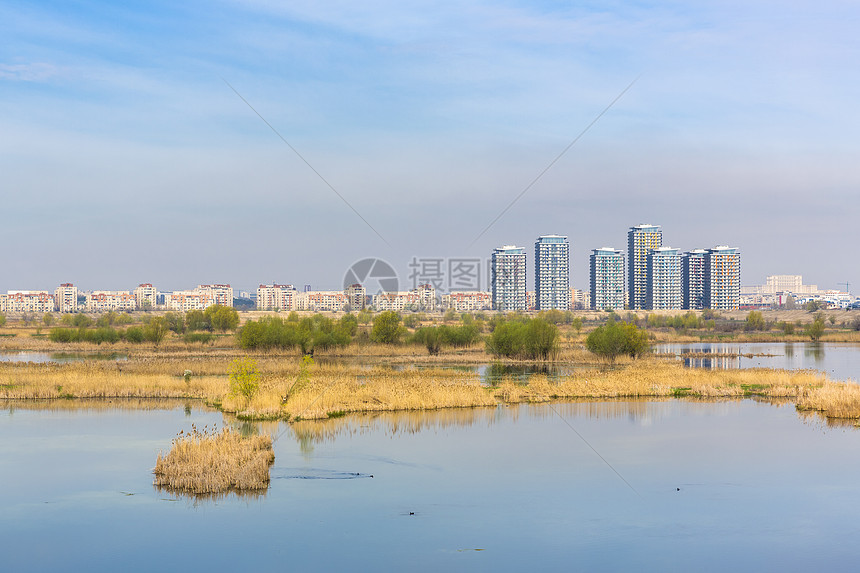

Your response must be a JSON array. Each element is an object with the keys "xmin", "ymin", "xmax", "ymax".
[
  {"xmin": 229, "ymin": 357, "xmax": 261, "ymax": 406},
  {"xmin": 585, "ymin": 320, "xmax": 649, "ymax": 364},
  {"xmin": 485, "ymin": 317, "xmax": 558, "ymax": 360},
  {"xmin": 371, "ymin": 311, "xmax": 405, "ymax": 344},
  {"xmin": 206, "ymin": 305, "xmax": 239, "ymax": 332},
  {"xmin": 184, "ymin": 332, "xmax": 214, "ymax": 344},
  {"xmin": 124, "ymin": 326, "xmax": 145, "ymax": 343},
  {"xmin": 237, "ymin": 314, "xmax": 354, "ymax": 352}
]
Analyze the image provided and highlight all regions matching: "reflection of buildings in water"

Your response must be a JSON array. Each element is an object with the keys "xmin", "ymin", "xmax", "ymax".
[{"xmin": 684, "ymin": 356, "xmax": 740, "ymax": 369}]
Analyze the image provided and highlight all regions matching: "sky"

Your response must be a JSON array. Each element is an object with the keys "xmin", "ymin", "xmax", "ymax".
[{"xmin": 2, "ymin": 0, "xmax": 858, "ymax": 295}]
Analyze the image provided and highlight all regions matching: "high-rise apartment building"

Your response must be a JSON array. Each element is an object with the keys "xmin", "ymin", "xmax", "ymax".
[
  {"xmin": 55, "ymin": 283, "xmax": 78, "ymax": 313},
  {"xmin": 682, "ymin": 250, "xmax": 707, "ymax": 309},
  {"xmin": 705, "ymin": 246, "xmax": 741, "ymax": 310},
  {"xmin": 646, "ymin": 247, "xmax": 682, "ymax": 310},
  {"xmin": 628, "ymin": 224, "xmax": 662, "ymax": 310},
  {"xmin": 134, "ymin": 283, "xmax": 157, "ymax": 310},
  {"xmin": 534, "ymin": 235, "xmax": 570, "ymax": 310},
  {"xmin": 590, "ymin": 247, "xmax": 625, "ymax": 310},
  {"xmin": 344, "ymin": 284, "xmax": 366, "ymax": 311},
  {"xmin": 491, "ymin": 246, "xmax": 527, "ymax": 311}
]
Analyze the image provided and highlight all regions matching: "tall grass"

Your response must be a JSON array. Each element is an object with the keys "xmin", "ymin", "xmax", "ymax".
[{"xmin": 153, "ymin": 425, "xmax": 274, "ymax": 494}]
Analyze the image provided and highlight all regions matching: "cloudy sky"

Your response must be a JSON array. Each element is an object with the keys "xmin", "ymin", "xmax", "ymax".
[{"xmin": 2, "ymin": 0, "xmax": 858, "ymax": 295}]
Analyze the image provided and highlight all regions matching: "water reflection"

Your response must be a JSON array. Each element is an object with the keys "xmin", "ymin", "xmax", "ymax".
[
  {"xmin": 0, "ymin": 351, "xmax": 128, "ymax": 364},
  {"xmin": 805, "ymin": 343, "xmax": 825, "ymax": 362}
]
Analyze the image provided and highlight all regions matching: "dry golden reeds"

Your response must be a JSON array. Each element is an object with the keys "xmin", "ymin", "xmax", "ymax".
[{"xmin": 153, "ymin": 425, "xmax": 274, "ymax": 494}]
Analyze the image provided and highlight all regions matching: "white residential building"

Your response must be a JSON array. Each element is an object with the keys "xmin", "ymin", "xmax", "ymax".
[
  {"xmin": 590, "ymin": 247, "xmax": 625, "ymax": 311},
  {"xmin": 295, "ymin": 291, "xmax": 348, "ymax": 312},
  {"xmin": 491, "ymin": 245, "xmax": 527, "ymax": 311},
  {"xmin": 257, "ymin": 284, "xmax": 297, "ymax": 311},
  {"xmin": 134, "ymin": 284, "xmax": 158, "ymax": 310},
  {"xmin": 647, "ymin": 247, "xmax": 682, "ymax": 310},
  {"xmin": 441, "ymin": 291, "xmax": 493, "ymax": 312},
  {"xmin": 196, "ymin": 284, "xmax": 233, "ymax": 307},
  {"xmin": 535, "ymin": 235, "xmax": 570, "ymax": 310},
  {"xmin": 54, "ymin": 283, "xmax": 79, "ymax": 313},
  {"xmin": 86, "ymin": 291, "xmax": 136, "ymax": 312},
  {"xmin": 5, "ymin": 291, "xmax": 56, "ymax": 313},
  {"xmin": 166, "ymin": 291, "xmax": 216, "ymax": 311}
]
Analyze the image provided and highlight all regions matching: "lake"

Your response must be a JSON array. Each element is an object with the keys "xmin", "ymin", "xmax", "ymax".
[{"xmin": 2, "ymin": 396, "xmax": 860, "ymax": 571}]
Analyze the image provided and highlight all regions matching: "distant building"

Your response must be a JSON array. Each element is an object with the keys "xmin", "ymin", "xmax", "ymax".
[
  {"xmin": 441, "ymin": 291, "xmax": 492, "ymax": 312},
  {"xmin": 344, "ymin": 284, "xmax": 366, "ymax": 311},
  {"xmin": 166, "ymin": 291, "xmax": 215, "ymax": 311},
  {"xmin": 705, "ymin": 246, "xmax": 741, "ymax": 310},
  {"xmin": 646, "ymin": 247, "xmax": 682, "ymax": 310},
  {"xmin": 628, "ymin": 224, "xmax": 662, "ymax": 310},
  {"xmin": 295, "ymin": 291, "xmax": 347, "ymax": 312},
  {"xmin": 590, "ymin": 247, "xmax": 625, "ymax": 310},
  {"xmin": 571, "ymin": 288, "xmax": 590, "ymax": 310},
  {"xmin": 491, "ymin": 245, "xmax": 527, "ymax": 311},
  {"xmin": 682, "ymin": 250, "xmax": 707, "ymax": 310},
  {"xmin": 196, "ymin": 284, "xmax": 233, "ymax": 307},
  {"xmin": 55, "ymin": 283, "xmax": 78, "ymax": 313},
  {"xmin": 134, "ymin": 283, "xmax": 157, "ymax": 310},
  {"xmin": 3, "ymin": 291, "xmax": 56, "ymax": 313},
  {"xmin": 86, "ymin": 291, "xmax": 136, "ymax": 312},
  {"xmin": 415, "ymin": 284, "xmax": 437, "ymax": 311},
  {"xmin": 534, "ymin": 235, "xmax": 570, "ymax": 310},
  {"xmin": 257, "ymin": 284, "xmax": 297, "ymax": 311},
  {"xmin": 374, "ymin": 291, "xmax": 419, "ymax": 312}
]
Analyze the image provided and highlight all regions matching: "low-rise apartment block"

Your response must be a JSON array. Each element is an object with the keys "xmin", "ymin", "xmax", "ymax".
[
  {"xmin": 166, "ymin": 291, "xmax": 216, "ymax": 311},
  {"xmin": 196, "ymin": 284, "xmax": 234, "ymax": 307},
  {"xmin": 4, "ymin": 291, "xmax": 56, "ymax": 313},
  {"xmin": 86, "ymin": 291, "xmax": 136, "ymax": 312},
  {"xmin": 295, "ymin": 291, "xmax": 347, "ymax": 312},
  {"xmin": 257, "ymin": 284, "xmax": 297, "ymax": 311},
  {"xmin": 441, "ymin": 291, "xmax": 492, "ymax": 312}
]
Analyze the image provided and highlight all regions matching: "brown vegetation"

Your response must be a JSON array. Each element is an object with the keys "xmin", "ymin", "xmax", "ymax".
[{"xmin": 153, "ymin": 425, "xmax": 274, "ymax": 494}]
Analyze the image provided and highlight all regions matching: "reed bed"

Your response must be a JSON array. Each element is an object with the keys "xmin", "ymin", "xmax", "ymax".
[
  {"xmin": 153, "ymin": 425, "xmax": 274, "ymax": 494},
  {"xmin": 0, "ymin": 361, "xmax": 225, "ymax": 399},
  {"xmin": 796, "ymin": 383, "xmax": 860, "ymax": 419}
]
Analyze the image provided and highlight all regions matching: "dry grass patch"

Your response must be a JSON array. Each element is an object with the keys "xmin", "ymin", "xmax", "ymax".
[
  {"xmin": 153, "ymin": 425, "xmax": 274, "ymax": 494},
  {"xmin": 796, "ymin": 383, "xmax": 860, "ymax": 419}
]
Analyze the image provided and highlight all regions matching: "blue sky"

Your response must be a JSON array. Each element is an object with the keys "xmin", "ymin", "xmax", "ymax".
[{"xmin": 2, "ymin": 0, "xmax": 858, "ymax": 294}]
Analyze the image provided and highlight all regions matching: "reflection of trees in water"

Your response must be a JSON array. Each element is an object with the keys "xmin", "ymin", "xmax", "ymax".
[
  {"xmin": 804, "ymin": 343, "xmax": 825, "ymax": 362},
  {"xmin": 785, "ymin": 343, "xmax": 795, "ymax": 359}
]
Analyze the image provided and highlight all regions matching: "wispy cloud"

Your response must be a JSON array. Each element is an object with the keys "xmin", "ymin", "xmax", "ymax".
[{"xmin": 0, "ymin": 62, "xmax": 59, "ymax": 82}]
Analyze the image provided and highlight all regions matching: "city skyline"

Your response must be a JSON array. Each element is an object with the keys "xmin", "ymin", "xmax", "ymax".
[{"xmin": 2, "ymin": 1, "xmax": 858, "ymax": 294}]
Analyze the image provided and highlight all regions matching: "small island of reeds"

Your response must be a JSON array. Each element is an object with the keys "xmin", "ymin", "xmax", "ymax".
[{"xmin": 153, "ymin": 425, "xmax": 274, "ymax": 494}]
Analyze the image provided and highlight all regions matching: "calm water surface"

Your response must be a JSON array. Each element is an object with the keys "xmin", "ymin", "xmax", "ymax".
[
  {"xmin": 2, "ymin": 400, "xmax": 859, "ymax": 571},
  {"xmin": 655, "ymin": 342, "xmax": 860, "ymax": 382},
  {"xmin": 0, "ymin": 351, "xmax": 128, "ymax": 364}
]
